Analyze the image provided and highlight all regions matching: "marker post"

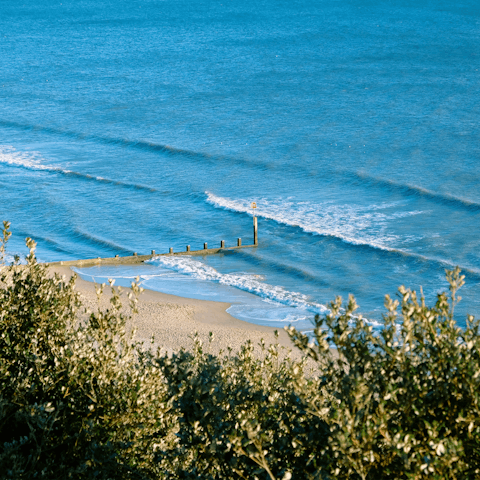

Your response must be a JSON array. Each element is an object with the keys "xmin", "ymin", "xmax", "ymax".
[{"xmin": 252, "ymin": 202, "xmax": 258, "ymax": 245}]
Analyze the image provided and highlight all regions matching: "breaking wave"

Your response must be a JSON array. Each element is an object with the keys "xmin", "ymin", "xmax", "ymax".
[
  {"xmin": 205, "ymin": 192, "xmax": 480, "ymax": 279},
  {"xmin": 0, "ymin": 146, "xmax": 157, "ymax": 193},
  {"xmin": 148, "ymin": 255, "xmax": 329, "ymax": 315}
]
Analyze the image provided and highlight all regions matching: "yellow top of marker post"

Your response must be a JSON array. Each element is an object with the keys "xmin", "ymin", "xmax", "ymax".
[{"xmin": 251, "ymin": 202, "xmax": 257, "ymax": 209}]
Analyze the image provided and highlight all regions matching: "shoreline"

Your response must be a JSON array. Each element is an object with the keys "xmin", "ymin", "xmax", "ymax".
[{"xmin": 49, "ymin": 265, "xmax": 302, "ymax": 358}]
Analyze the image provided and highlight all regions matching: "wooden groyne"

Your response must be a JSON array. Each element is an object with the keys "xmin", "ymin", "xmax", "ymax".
[
  {"xmin": 47, "ymin": 214, "xmax": 259, "ymax": 268},
  {"xmin": 47, "ymin": 240, "xmax": 255, "ymax": 268}
]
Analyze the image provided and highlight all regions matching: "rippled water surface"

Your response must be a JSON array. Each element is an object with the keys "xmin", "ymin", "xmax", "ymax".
[{"xmin": 1, "ymin": 0, "xmax": 479, "ymax": 330}]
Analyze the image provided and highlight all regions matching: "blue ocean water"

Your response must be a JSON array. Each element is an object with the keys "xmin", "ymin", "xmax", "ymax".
[{"xmin": 1, "ymin": 0, "xmax": 479, "ymax": 331}]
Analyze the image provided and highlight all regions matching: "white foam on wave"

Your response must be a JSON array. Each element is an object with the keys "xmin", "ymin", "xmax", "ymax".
[
  {"xmin": 0, "ymin": 146, "xmax": 106, "ymax": 179},
  {"xmin": 148, "ymin": 256, "xmax": 383, "ymax": 329},
  {"xmin": 0, "ymin": 146, "xmax": 76, "ymax": 180},
  {"xmin": 0, "ymin": 145, "xmax": 53, "ymax": 171},
  {"xmin": 149, "ymin": 255, "xmax": 329, "ymax": 315},
  {"xmin": 0, "ymin": 145, "xmax": 156, "ymax": 194},
  {"xmin": 206, "ymin": 191, "xmax": 480, "ymax": 277},
  {"xmin": 206, "ymin": 191, "xmax": 426, "ymax": 251}
]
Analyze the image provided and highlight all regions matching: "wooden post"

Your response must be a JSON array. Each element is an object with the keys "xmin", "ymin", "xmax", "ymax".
[
  {"xmin": 169, "ymin": 247, "xmax": 173, "ymax": 254},
  {"xmin": 151, "ymin": 250, "xmax": 155, "ymax": 255},
  {"xmin": 221, "ymin": 240, "xmax": 225, "ymax": 248},
  {"xmin": 133, "ymin": 252, "xmax": 137, "ymax": 256},
  {"xmin": 237, "ymin": 238, "xmax": 242, "ymax": 247},
  {"xmin": 186, "ymin": 245, "xmax": 190, "ymax": 252},
  {"xmin": 115, "ymin": 255, "xmax": 119, "ymax": 258},
  {"xmin": 204, "ymin": 242, "xmax": 208, "ymax": 250},
  {"xmin": 251, "ymin": 202, "xmax": 258, "ymax": 246}
]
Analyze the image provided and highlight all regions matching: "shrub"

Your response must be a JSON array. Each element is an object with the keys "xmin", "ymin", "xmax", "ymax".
[
  {"xmin": 287, "ymin": 269, "xmax": 480, "ymax": 479},
  {"xmin": 152, "ymin": 335, "xmax": 327, "ymax": 479},
  {"xmin": 0, "ymin": 222, "xmax": 167, "ymax": 479},
  {"xmin": 1, "ymin": 220, "xmax": 480, "ymax": 479}
]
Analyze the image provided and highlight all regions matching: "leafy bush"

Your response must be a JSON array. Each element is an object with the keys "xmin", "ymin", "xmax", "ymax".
[
  {"xmin": 287, "ymin": 271, "xmax": 480, "ymax": 479},
  {"xmin": 0, "ymin": 222, "xmax": 167, "ymax": 479},
  {"xmin": 1, "ymin": 220, "xmax": 480, "ymax": 479}
]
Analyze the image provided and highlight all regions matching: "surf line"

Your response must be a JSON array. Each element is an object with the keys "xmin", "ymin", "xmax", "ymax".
[{"xmin": 46, "ymin": 212, "xmax": 260, "ymax": 268}]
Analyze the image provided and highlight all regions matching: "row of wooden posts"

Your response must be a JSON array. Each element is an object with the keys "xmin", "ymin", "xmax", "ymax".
[
  {"xmin": 129, "ymin": 235, "xmax": 247, "ymax": 257},
  {"xmin": 125, "ymin": 215, "xmax": 257, "ymax": 256},
  {"xmin": 49, "ymin": 215, "xmax": 258, "ymax": 267}
]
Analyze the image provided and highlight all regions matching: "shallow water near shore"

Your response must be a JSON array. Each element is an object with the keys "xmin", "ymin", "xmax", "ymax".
[
  {"xmin": 74, "ymin": 262, "xmax": 319, "ymax": 330},
  {"xmin": 1, "ymin": 0, "xmax": 479, "ymax": 331}
]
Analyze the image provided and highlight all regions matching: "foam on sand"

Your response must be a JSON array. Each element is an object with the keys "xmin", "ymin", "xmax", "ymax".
[{"xmin": 149, "ymin": 254, "xmax": 329, "ymax": 315}]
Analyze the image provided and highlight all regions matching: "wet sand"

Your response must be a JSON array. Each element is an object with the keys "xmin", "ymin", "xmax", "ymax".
[{"xmin": 49, "ymin": 265, "xmax": 304, "ymax": 359}]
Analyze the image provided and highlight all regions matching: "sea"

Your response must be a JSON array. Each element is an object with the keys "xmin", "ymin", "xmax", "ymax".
[{"xmin": 1, "ymin": 0, "xmax": 479, "ymax": 332}]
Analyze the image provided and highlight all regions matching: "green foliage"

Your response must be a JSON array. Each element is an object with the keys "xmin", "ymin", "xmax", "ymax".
[
  {"xmin": 287, "ymin": 270, "xmax": 480, "ymax": 479},
  {"xmin": 0, "ymin": 223, "xmax": 167, "ymax": 479},
  {"xmin": 1, "ymin": 221, "xmax": 480, "ymax": 479},
  {"xmin": 152, "ymin": 336, "xmax": 327, "ymax": 479}
]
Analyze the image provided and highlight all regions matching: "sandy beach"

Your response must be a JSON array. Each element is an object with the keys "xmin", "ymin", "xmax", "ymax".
[{"xmin": 49, "ymin": 265, "xmax": 305, "ymax": 360}]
